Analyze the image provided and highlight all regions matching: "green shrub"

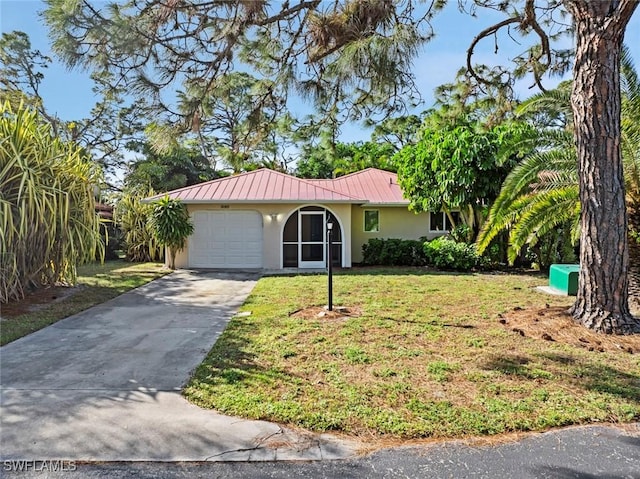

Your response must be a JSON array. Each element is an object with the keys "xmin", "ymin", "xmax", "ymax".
[
  {"xmin": 362, "ymin": 238, "xmax": 427, "ymax": 266},
  {"xmin": 449, "ymin": 224, "xmax": 471, "ymax": 243},
  {"xmin": 0, "ymin": 102, "xmax": 102, "ymax": 302},
  {"xmin": 524, "ymin": 224, "xmax": 577, "ymax": 272},
  {"xmin": 115, "ymin": 191, "xmax": 163, "ymax": 263},
  {"xmin": 423, "ymin": 237, "xmax": 481, "ymax": 271},
  {"xmin": 362, "ymin": 238, "xmax": 384, "ymax": 265}
]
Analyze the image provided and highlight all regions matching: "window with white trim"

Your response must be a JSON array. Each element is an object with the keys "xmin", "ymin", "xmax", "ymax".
[
  {"xmin": 364, "ymin": 210, "xmax": 380, "ymax": 232},
  {"xmin": 429, "ymin": 211, "xmax": 460, "ymax": 232}
]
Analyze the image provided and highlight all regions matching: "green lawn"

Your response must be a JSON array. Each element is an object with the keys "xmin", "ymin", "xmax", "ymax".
[
  {"xmin": 184, "ymin": 268, "xmax": 640, "ymax": 440},
  {"xmin": 0, "ymin": 261, "xmax": 167, "ymax": 345}
]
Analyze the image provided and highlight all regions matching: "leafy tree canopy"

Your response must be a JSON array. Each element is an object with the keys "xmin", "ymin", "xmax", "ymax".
[
  {"xmin": 124, "ymin": 141, "xmax": 218, "ymax": 193},
  {"xmin": 44, "ymin": 0, "xmax": 444, "ymax": 128},
  {"xmin": 0, "ymin": 30, "xmax": 148, "ymax": 179},
  {"xmin": 0, "ymin": 31, "xmax": 51, "ymax": 116},
  {"xmin": 367, "ymin": 113, "xmax": 423, "ymax": 151},
  {"xmin": 175, "ymin": 72, "xmax": 287, "ymax": 173},
  {"xmin": 295, "ymin": 111, "xmax": 417, "ymax": 179},
  {"xmin": 296, "ymin": 139, "xmax": 396, "ymax": 178},
  {"xmin": 395, "ymin": 115, "xmax": 534, "ymax": 236},
  {"xmin": 333, "ymin": 141, "xmax": 397, "ymax": 176}
]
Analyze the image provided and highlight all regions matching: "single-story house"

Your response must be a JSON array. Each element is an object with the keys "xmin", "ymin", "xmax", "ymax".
[{"xmin": 145, "ymin": 168, "xmax": 453, "ymax": 270}]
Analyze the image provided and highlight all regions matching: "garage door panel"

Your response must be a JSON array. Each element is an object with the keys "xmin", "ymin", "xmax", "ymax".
[
  {"xmin": 225, "ymin": 243, "xmax": 248, "ymax": 253},
  {"xmin": 188, "ymin": 211, "xmax": 263, "ymax": 268}
]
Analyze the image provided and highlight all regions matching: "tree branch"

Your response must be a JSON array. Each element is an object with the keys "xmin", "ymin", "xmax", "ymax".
[
  {"xmin": 466, "ymin": 0, "xmax": 555, "ymax": 93},
  {"xmin": 466, "ymin": 17, "xmax": 520, "ymax": 87}
]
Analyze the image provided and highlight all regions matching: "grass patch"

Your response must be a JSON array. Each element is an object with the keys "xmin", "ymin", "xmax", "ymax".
[
  {"xmin": 0, "ymin": 261, "xmax": 167, "ymax": 345},
  {"xmin": 184, "ymin": 268, "xmax": 640, "ymax": 440},
  {"xmin": 427, "ymin": 360, "xmax": 461, "ymax": 382}
]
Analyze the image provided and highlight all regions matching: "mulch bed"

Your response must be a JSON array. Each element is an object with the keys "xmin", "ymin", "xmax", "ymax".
[
  {"xmin": 0, "ymin": 285, "xmax": 82, "ymax": 320},
  {"xmin": 500, "ymin": 305, "xmax": 640, "ymax": 354},
  {"xmin": 290, "ymin": 305, "xmax": 362, "ymax": 321}
]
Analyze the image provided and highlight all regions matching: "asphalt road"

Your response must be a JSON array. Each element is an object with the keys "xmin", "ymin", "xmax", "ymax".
[{"xmin": 3, "ymin": 424, "xmax": 639, "ymax": 479}]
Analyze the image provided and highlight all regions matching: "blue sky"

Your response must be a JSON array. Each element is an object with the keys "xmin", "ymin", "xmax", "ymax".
[{"xmin": 1, "ymin": 1, "xmax": 639, "ymax": 143}]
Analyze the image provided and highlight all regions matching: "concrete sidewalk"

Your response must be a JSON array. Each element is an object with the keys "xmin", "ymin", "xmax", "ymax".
[{"xmin": 0, "ymin": 270, "xmax": 358, "ymax": 462}]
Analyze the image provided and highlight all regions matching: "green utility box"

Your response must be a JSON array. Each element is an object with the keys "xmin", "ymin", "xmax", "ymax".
[{"xmin": 549, "ymin": 264, "xmax": 580, "ymax": 295}]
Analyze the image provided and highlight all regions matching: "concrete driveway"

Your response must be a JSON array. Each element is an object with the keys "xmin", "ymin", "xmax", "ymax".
[{"xmin": 0, "ymin": 270, "xmax": 357, "ymax": 462}]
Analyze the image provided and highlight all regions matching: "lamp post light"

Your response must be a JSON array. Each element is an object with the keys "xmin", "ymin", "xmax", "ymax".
[{"xmin": 327, "ymin": 220, "xmax": 333, "ymax": 311}]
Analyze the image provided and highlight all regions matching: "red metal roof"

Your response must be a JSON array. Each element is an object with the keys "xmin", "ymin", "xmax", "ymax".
[
  {"xmin": 145, "ymin": 168, "xmax": 364, "ymax": 203},
  {"xmin": 145, "ymin": 168, "xmax": 408, "ymax": 205},
  {"xmin": 308, "ymin": 168, "xmax": 408, "ymax": 204}
]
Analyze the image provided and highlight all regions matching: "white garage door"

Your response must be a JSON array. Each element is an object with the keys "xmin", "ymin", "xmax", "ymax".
[{"xmin": 189, "ymin": 211, "xmax": 263, "ymax": 268}]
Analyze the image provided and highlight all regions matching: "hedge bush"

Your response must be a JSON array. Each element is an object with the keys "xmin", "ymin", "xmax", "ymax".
[
  {"xmin": 362, "ymin": 238, "xmax": 427, "ymax": 266},
  {"xmin": 361, "ymin": 236, "xmax": 484, "ymax": 272},
  {"xmin": 423, "ymin": 237, "xmax": 482, "ymax": 272}
]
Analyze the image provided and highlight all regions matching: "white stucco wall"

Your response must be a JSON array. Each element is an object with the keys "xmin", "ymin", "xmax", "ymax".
[
  {"xmin": 172, "ymin": 203, "xmax": 353, "ymax": 269},
  {"xmin": 170, "ymin": 202, "xmax": 451, "ymax": 269}
]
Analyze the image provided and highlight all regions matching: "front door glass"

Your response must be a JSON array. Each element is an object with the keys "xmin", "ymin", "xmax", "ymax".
[{"xmin": 300, "ymin": 212, "xmax": 325, "ymax": 266}]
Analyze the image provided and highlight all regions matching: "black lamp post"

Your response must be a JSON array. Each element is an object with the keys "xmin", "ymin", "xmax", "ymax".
[{"xmin": 327, "ymin": 219, "xmax": 333, "ymax": 311}]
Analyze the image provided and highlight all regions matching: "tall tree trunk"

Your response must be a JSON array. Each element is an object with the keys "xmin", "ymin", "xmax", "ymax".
[
  {"xmin": 565, "ymin": 0, "xmax": 640, "ymax": 334},
  {"xmin": 628, "ymin": 203, "xmax": 640, "ymax": 311},
  {"xmin": 169, "ymin": 248, "xmax": 177, "ymax": 270}
]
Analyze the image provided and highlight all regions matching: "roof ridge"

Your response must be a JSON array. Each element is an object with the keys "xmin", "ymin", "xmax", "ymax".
[
  {"xmin": 146, "ymin": 168, "xmax": 365, "ymax": 202},
  {"xmin": 146, "ymin": 168, "xmax": 268, "ymax": 200},
  {"xmin": 263, "ymin": 169, "xmax": 365, "ymax": 200},
  {"xmin": 332, "ymin": 167, "xmax": 374, "ymax": 180},
  {"xmin": 331, "ymin": 167, "xmax": 393, "ymax": 181},
  {"xmin": 306, "ymin": 168, "xmax": 396, "ymax": 183},
  {"xmin": 277, "ymin": 170, "xmax": 364, "ymax": 200}
]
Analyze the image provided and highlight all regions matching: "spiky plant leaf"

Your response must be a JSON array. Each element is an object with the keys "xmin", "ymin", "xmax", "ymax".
[{"xmin": 0, "ymin": 101, "xmax": 102, "ymax": 302}]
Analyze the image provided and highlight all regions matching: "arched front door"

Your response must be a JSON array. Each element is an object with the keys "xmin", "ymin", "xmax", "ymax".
[{"xmin": 282, "ymin": 206, "xmax": 342, "ymax": 268}]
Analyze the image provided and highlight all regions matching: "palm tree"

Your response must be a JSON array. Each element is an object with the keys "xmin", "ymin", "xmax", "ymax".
[
  {"xmin": 621, "ymin": 50, "xmax": 640, "ymax": 308},
  {"xmin": 478, "ymin": 48, "xmax": 640, "ymax": 302},
  {"xmin": 476, "ymin": 114, "xmax": 580, "ymax": 268},
  {"xmin": 149, "ymin": 196, "xmax": 194, "ymax": 269}
]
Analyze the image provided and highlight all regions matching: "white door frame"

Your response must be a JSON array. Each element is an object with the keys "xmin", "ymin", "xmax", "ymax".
[
  {"xmin": 281, "ymin": 206, "xmax": 344, "ymax": 269},
  {"xmin": 298, "ymin": 210, "xmax": 326, "ymax": 268}
]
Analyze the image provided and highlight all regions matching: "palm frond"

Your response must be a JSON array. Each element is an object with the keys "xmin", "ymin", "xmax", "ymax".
[{"xmin": 508, "ymin": 186, "xmax": 580, "ymax": 262}]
